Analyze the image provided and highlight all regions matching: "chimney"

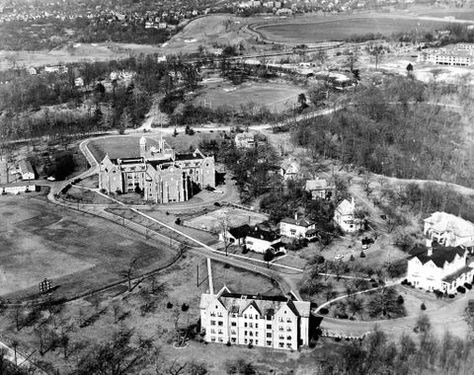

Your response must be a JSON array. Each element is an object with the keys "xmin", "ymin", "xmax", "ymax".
[{"xmin": 427, "ymin": 242, "xmax": 433, "ymax": 257}]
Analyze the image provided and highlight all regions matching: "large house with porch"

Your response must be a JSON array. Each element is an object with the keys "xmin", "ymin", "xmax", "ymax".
[
  {"xmin": 407, "ymin": 242, "xmax": 474, "ymax": 294},
  {"xmin": 99, "ymin": 136, "xmax": 215, "ymax": 203},
  {"xmin": 200, "ymin": 286, "xmax": 311, "ymax": 350},
  {"xmin": 280, "ymin": 215, "xmax": 317, "ymax": 240},
  {"xmin": 424, "ymin": 212, "xmax": 474, "ymax": 252},
  {"xmin": 334, "ymin": 197, "xmax": 363, "ymax": 233}
]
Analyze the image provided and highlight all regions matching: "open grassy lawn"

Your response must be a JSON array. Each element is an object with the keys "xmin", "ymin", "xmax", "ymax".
[
  {"xmin": 0, "ymin": 194, "xmax": 176, "ymax": 301},
  {"xmin": 194, "ymin": 81, "xmax": 302, "ymax": 113},
  {"xmin": 257, "ymin": 17, "xmax": 449, "ymax": 43},
  {"xmin": 420, "ymin": 9, "xmax": 474, "ymax": 20}
]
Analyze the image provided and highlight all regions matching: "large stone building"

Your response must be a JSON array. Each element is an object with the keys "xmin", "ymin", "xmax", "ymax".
[
  {"xmin": 99, "ymin": 136, "xmax": 215, "ymax": 203},
  {"xmin": 200, "ymin": 286, "xmax": 310, "ymax": 350}
]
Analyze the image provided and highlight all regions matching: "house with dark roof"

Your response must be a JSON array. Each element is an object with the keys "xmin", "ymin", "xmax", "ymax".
[
  {"xmin": 406, "ymin": 242, "xmax": 474, "ymax": 294},
  {"xmin": 280, "ymin": 214, "xmax": 317, "ymax": 240},
  {"xmin": 305, "ymin": 178, "xmax": 334, "ymax": 200},
  {"xmin": 245, "ymin": 226, "xmax": 282, "ymax": 254},
  {"xmin": 200, "ymin": 286, "xmax": 310, "ymax": 350},
  {"xmin": 219, "ymin": 224, "xmax": 251, "ymax": 246}
]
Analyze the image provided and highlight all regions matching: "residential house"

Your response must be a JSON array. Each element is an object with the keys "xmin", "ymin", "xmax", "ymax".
[
  {"xmin": 219, "ymin": 224, "xmax": 251, "ymax": 246},
  {"xmin": 245, "ymin": 226, "xmax": 282, "ymax": 254},
  {"xmin": 200, "ymin": 286, "xmax": 310, "ymax": 350},
  {"xmin": 305, "ymin": 178, "xmax": 334, "ymax": 200},
  {"xmin": 281, "ymin": 162, "xmax": 299, "ymax": 181},
  {"xmin": 280, "ymin": 214, "xmax": 317, "ymax": 240},
  {"xmin": 407, "ymin": 242, "xmax": 474, "ymax": 294},
  {"xmin": 1, "ymin": 182, "xmax": 36, "ymax": 195},
  {"xmin": 18, "ymin": 160, "xmax": 35, "ymax": 180},
  {"xmin": 424, "ymin": 212, "xmax": 474, "ymax": 252},
  {"xmin": 334, "ymin": 197, "xmax": 363, "ymax": 233},
  {"xmin": 235, "ymin": 132, "xmax": 256, "ymax": 149}
]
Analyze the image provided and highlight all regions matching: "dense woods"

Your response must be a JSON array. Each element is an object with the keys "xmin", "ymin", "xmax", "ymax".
[{"xmin": 292, "ymin": 77, "xmax": 473, "ymax": 188}]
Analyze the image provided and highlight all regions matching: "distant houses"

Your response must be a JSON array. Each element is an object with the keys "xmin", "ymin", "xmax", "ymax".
[
  {"xmin": 235, "ymin": 132, "xmax": 256, "ymax": 149},
  {"xmin": 18, "ymin": 160, "xmax": 35, "ymax": 180},
  {"xmin": 245, "ymin": 226, "xmax": 284, "ymax": 254},
  {"xmin": 0, "ymin": 158, "xmax": 36, "ymax": 195}
]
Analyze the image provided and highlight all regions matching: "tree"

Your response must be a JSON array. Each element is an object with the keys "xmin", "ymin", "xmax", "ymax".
[
  {"xmin": 415, "ymin": 313, "xmax": 431, "ymax": 334},
  {"xmin": 367, "ymin": 287, "xmax": 405, "ymax": 318},
  {"xmin": 121, "ymin": 257, "xmax": 139, "ymax": 292},
  {"xmin": 297, "ymin": 93, "xmax": 308, "ymax": 111},
  {"xmin": 225, "ymin": 359, "xmax": 256, "ymax": 375}
]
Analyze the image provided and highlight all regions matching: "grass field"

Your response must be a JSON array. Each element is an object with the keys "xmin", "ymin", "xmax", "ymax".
[
  {"xmin": 184, "ymin": 207, "xmax": 269, "ymax": 233},
  {"xmin": 195, "ymin": 81, "xmax": 301, "ymax": 113},
  {"xmin": 256, "ymin": 17, "xmax": 449, "ymax": 43},
  {"xmin": 87, "ymin": 135, "xmax": 162, "ymax": 162},
  {"xmin": 0, "ymin": 194, "xmax": 176, "ymax": 300},
  {"xmin": 420, "ymin": 10, "xmax": 474, "ymax": 20}
]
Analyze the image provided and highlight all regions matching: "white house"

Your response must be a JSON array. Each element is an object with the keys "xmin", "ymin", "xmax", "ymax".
[
  {"xmin": 245, "ymin": 227, "xmax": 282, "ymax": 254},
  {"xmin": 235, "ymin": 132, "xmax": 256, "ymax": 149},
  {"xmin": 280, "ymin": 215, "xmax": 317, "ymax": 240},
  {"xmin": 1, "ymin": 182, "xmax": 36, "ymax": 195},
  {"xmin": 424, "ymin": 212, "xmax": 474, "ymax": 250},
  {"xmin": 305, "ymin": 178, "xmax": 334, "ymax": 200},
  {"xmin": 334, "ymin": 198, "xmax": 363, "ymax": 233},
  {"xmin": 407, "ymin": 243, "xmax": 474, "ymax": 294},
  {"xmin": 281, "ymin": 162, "xmax": 300, "ymax": 181},
  {"xmin": 18, "ymin": 160, "xmax": 34, "ymax": 180},
  {"xmin": 200, "ymin": 286, "xmax": 310, "ymax": 350}
]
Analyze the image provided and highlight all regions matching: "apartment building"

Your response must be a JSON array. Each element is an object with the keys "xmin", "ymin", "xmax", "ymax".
[{"xmin": 200, "ymin": 287, "xmax": 310, "ymax": 350}]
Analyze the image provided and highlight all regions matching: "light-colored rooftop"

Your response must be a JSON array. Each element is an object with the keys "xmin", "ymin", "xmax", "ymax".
[{"xmin": 425, "ymin": 212, "xmax": 474, "ymax": 238}]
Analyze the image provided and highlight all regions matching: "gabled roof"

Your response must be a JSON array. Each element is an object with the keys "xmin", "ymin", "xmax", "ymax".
[
  {"xmin": 336, "ymin": 199, "xmax": 354, "ymax": 215},
  {"xmin": 228, "ymin": 224, "xmax": 251, "ymax": 239},
  {"xmin": 409, "ymin": 244, "xmax": 467, "ymax": 268},
  {"xmin": 246, "ymin": 226, "xmax": 280, "ymax": 242},
  {"xmin": 305, "ymin": 178, "xmax": 328, "ymax": 191},
  {"xmin": 281, "ymin": 217, "xmax": 314, "ymax": 227}
]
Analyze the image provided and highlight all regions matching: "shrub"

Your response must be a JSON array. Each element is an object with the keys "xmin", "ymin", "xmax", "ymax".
[
  {"xmin": 420, "ymin": 303, "xmax": 426, "ymax": 310},
  {"xmin": 350, "ymin": 254, "xmax": 355, "ymax": 261},
  {"xmin": 175, "ymin": 218, "xmax": 182, "ymax": 225},
  {"xmin": 319, "ymin": 308, "xmax": 329, "ymax": 315},
  {"xmin": 457, "ymin": 286, "xmax": 466, "ymax": 294},
  {"xmin": 397, "ymin": 295, "xmax": 404, "ymax": 305},
  {"xmin": 448, "ymin": 294, "xmax": 455, "ymax": 299},
  {"xmin": 465, "ymin": 283, "xmax": 472, "ymax": 290},
  {"xmin": 166, "ymin": 302, "xmax": 173, "ymax": 309},
  {"xmin": 226, "ymin": 341, "xmax": 231, "ymax": 346},
  {"xmin": 181, "ymin": 303, "xmax": 189, "ymax": 312},
  {"xmin": 360, "ymin": 251, "xmax": 366, "ymax": 258}
]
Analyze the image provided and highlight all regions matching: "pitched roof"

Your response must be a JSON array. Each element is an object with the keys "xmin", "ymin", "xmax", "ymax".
[
  {"xmin": 281, "ymin": 217, "xmax": 314, "ymax": 227},
  {"xmin": 305, "ymin": 178, "xmax": 328, "ymax": 191},
  {"xmin": 442, "ymin": 265, "xmax": 473, "ymax": 283},
  {"xmin": 19, "ymin": 159, "xmax": 34, "ymax": 174},
  {"xmin": 409, "ymin": 244, "xmax": 467, "ymax": 268},
  {"xmin": 228, "ymin": 224, "xmax": 251, "ymax": 239},
  {"xmin": 336, "ymin": 198, "xmax": 354, "ymax": 215},
  {"xmin": 246, "ymin": 226, "xmax": 280, "ymax": 242},
  {"xmin": 424, "ymin": 212, "xmax": 474, "ymax": 238}
]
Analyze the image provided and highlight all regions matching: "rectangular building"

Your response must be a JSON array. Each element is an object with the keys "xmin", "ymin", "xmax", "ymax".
[{"xmin": 200, "ymin": 287, "xmax": 310, "ymax": 350}]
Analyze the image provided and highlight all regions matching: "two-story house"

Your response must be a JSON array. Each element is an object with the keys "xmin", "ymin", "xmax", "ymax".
[
  {"xmin": 200, "ymin": 286, "xmax": 310, "ymax": 350},
  {"xmin": 407, "ymin": 242, "xmax": 474, "ymax": 294},
  {"xmin": 305, "ymin": 178, "xmax": 334, "ymax": 200},
  {"xmin": 424, "ymin": 212, "xmax": 474, "ymax": 252},
  {"xmin": 334, "ymin": 197, "xmax": 363, "ymax": 233},
  {"xmin": 280, "ymin": 215, "xmax": 317, "ymax": 240}
]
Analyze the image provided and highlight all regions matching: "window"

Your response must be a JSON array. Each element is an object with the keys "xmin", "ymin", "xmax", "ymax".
[
  {"xmin": 244, "ymin": 339, "xmax": 248, "ymax": 344},
  {"xmin": 244, "ymin": 314, "xmax": 247, "ymax": 319},
  {"xmin": 249, "ymin": 323, "xmax": 253, "ymax": 328},
  {"xmin": 244, "ymin": 331, "xmax": 248, "ymax": 336},
  {"xmin": 211, "ymin": 329, "xmax": 216, "ymax": 334},
  {"xmin": 279, "ymin": 317, "xmax": 284, "ymax": 322},
  {"xmin": 211, "ymin": 321, "xmax": 216, "ymax": 326},
  {"xmin": 287, "ymin": 336, "xmax": 292, "ymax": 340},
  {"xmin": 287, "ymin": 343, "xmax": 292, "ymax": 348},
  {"xmin": 286, "ymin": 318, "xmax": 292, "ymax": 323},
  {"xmin": 279, "ymin": 343, "xmax": 284, "ymax": 348},
  {"xmin": 218, "ymin": 330, "xmax": 223, "ymax": 334},
  {"xmin": 255, "ymin": 340, "xmax": 258, "ymax": 345},
  {"xmin": 249, "ymin": 331, "xmax": 253, "ymax": 337},
  {"xmin": 266, "ymin": 333, "xmax": 272, "ymax": 338},
  {"xmin": 218, "ymin": 338, "xmax": 223, "ymax": 343},
  {"xmin": 287, "ymin": 327, "xmax": 292, "ymax": 332},
  {"xmin": 210, "ymin": 312, "xmax": 216, "ymax": 317},
  {"xmin": 255, "ymin": 332, "xmax": 258, "ymax": 337},
  {"xmin": 244, "ymin": 323, "xmax": 247, "ymax": 328},
  {"xmin": 266, "ymin": 341, "xmax": 272, "ymax": 346},
  {"xmin": 266, "ymin": 324, "xmax": 272, "ymax": 329},
  {"xmin": 255, "ymin": 324, "xmax": 258, "ymax": 328},
  {"xmin": 211, "ymin": 336, "xmax": 216, "ymax": 342},
  {"xmin": 231, "ymin": 338, "xmax": 237, "ymax": 343},
  {"xmin": 231, "ymin": 330, "xmax": 236, "ymax": 335},
  {"xmin": 218, "ymin": 321, "xmax": 223, "ymax": 326},
  {"xmin": 231, "ymin": 322, "xmax": 237, "ymax": 327},
  {"xmin": 217, "ymin": 312, "xmax": 223, "ymax": 317},
  {"xmin": 279, "ymin": 326, "xmax": 284, "ymax": 331},
  {"xmin": 249, "ymin": 314, "xmax": 253, "ymax": 319}
]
